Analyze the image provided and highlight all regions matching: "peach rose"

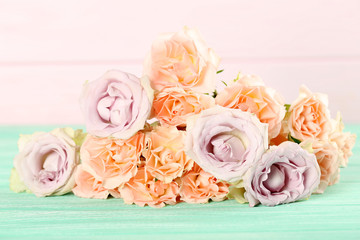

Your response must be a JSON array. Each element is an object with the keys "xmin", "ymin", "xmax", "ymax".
[
  {"xmin": 119, "ymin": 166, "xmax": 179, "ymax": 208},
  {"xmin": 143, "ymin": 26, "xmax": 220, "ymax": 93},
  {"xmin": 330, "ymin": 112, "xmax": 357, "ymax": 167},
  {"xmin": 152, "ymin": 87, "xmax": 215, "ymax": 127},
  {"xmin": 270, "ymin": 110, "xmax": 291, "ymax": 146},
  {"xmin": 301, "ymin": 140, "xmax": 340, "ymax": 194},
  {"xmin": 143, "ymin": 125, "xmax": 193, "ymax": 183},
  {"xmin": 80, "ymin": 132, "xmax": 144, "ymax": 189},
  {"xmin": 72, "ymin": 164, "xmax": 120, "ymax": 199},
  {"xmin": 215, "ymin": 74, "xmax": 285, "ymax": 139},
  {"xmin": 269, "ymin": 120, "xmax": 289, "ymax": 146},
  {"xmin": 179, "ymin": 163, "xmax": 229, "ymax": 204},
  {"xmin": 288, "ymin": 86, "xmax": 331, "ymax": 141}
]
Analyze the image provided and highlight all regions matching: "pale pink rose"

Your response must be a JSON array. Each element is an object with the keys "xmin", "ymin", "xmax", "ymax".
[
  {"xmin": 180, "ymin": 163, "xmax": 229, "ymax": 204},
  {"xmin": 301, "ymin": 140, "xmax": 341, "ymax": 194},
  {"xmin": 72, "ymin": 164, "xmax": 120, "ymax": 199},
  {"xmin": 143, "ymin": 125, "xmax": 193, "ymax": 183},
  {"xmin": 245, "ymin": 141, "xmax": 320, "ymax": 207},
  {"xmin": 143, "ymin": 26, "xmax": 220, "ymax": 93},
  {"xmin": 80, "ymin": 132, "xmax": 144, "ymax": 189},
  {"xmin": 185, "ymin": 106, "xmax": 268, "ymax": 183},
  {"xmin": 152, "ymin": 87, "xmax": 215, "ymax": 127},
  {"xmin": 119, "ymin": 166, "xmax": 179, "ymax": 208},
  {"xmin": 288, "ymin": 86, "xmax": 331, "ymax": 141},
  {"xmin": 216, "ymin": 74, "xmax": 286, "ymax": 139},
  {"xmin": 329, "ymin": 112, "xmax": 357, "ymax": 167},
  {"xmin": 80, "ymin": 70, "xmax": 154, "ymax": 139},
  {"xmin": 12, "ymin": 128, "xmax": 85, "ymax": 197}
]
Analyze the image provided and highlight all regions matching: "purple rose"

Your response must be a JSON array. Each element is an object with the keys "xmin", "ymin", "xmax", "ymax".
[
  {"xmin": 11, "ymin": 128, "xmax": 85, "ymax": 197},
  {"xmin": 245, "ymin": 141, "xmax": 320, "ymax": 207},
  {"xmin": 80, "ymin": 70, "xmax": 154, "ymax": 139},
  {"xmin": 185, "ymin": 106, "xmax": 268, "ymax": 183}
]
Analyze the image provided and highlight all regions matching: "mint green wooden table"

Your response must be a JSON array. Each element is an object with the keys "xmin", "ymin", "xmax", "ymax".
[{"xmin": 1, "ymin": 125, "xmax": 359, "ymax": 240}]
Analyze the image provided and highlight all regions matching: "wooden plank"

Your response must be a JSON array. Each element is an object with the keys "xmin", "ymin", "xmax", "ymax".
[{"xmin": 0, "ymin": 125, "xmax": 359, "ymax": 239}]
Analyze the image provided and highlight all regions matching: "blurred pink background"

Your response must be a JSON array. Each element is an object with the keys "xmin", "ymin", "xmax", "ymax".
[{"xmin": 1, "ymin": 0, "xmax": 359, "ymax": 124}]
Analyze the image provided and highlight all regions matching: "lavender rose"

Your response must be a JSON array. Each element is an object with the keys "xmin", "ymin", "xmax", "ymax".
[
  {"xmin": 10, "ymin": 128, "xmax": 86, "ymax": 197},
  {"xmin": 185, "ymin": 106, "xmax": 268, "ymax": 183},
  {"xmin": 244, "ymin": 141, "xmax": 320, "ymax": 207},
  {"xmin": 80, "ymin": 70, "xmax": 154, "ymax": 139}
]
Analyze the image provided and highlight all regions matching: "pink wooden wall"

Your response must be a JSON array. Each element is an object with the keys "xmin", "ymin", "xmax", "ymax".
[{"xmin": 1, "ymin": 0, "xmax": 359, "ymax": 124}]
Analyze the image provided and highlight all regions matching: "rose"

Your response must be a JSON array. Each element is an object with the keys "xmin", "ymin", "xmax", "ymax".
[
  {"xmin": 288, "ymin": 85, "xmax": 331, "ymax": 141},
  {"xmin": 179, "ymin": 163, "xmax": 229, "ymax": 204},
  {"xmin": 143, "ymin": 125, "xmax": 193, "ymax": 183},
  {"xmin": 329, "ymin": 112, "xmax": 357, "ymax": 167},
  {"xmin": 185, "ymin": 106, "xmax": 268, "ymax": 183},
  {"xmin": 152, "ymin": 87, "xmax": 215, "ymax": 127},
  {"xmin": 143, "ymin": 26, "xmax": 220, "ymax": 93},
  {"xmin": 79, "ymin": 132, "xmax": 144, "ymax": 189},
  {"xmin": 72, "ymin": 164, "xmax": 121, "ymax": 199},
  {"xmin": 80, "ymin": 70, "xmax": 154, "ymax": 139},
  {"xmin": 216, "ymin": 74, "xmax": 286, "ymax": 139},
  {"xmin": 10, "ymin": 128, "xmax": 86, "ymax": 197},
  {"xmin": 300, "ymin": 140, "xmax": 340, "ymax": 194},
  {"xmin": 226, "ymin": 181, "xmax": 247, "ymax": 204},
  {"xmin": 9, "ymin": 168, "xmax": 29, "ymax": 193},
  {"xmin": 119, "ymin": 166, "xmax": 179, "ymax": 208},
  {"xmin": 244, "ymin": 141, "xmax": 320, "ymax": 207},
  {"xmin": 269, "ymin": 114, "xmax": 290, "ymax": 146}
]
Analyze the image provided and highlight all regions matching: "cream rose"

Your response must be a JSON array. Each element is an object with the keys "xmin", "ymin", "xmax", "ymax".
[{"xmin": 329, "ymin": 112, "xmax": 357, "ymax": 167}]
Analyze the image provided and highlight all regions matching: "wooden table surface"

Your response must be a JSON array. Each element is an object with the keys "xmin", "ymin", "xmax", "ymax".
[{"xmin": 1, "ymin": 125, "xmax": 359, "ymax": 240}]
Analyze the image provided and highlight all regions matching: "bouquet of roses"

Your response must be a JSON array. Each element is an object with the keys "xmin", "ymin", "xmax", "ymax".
[{"xmin": 10, "ymin": 27, "xmax": 356, "ymax": 208}]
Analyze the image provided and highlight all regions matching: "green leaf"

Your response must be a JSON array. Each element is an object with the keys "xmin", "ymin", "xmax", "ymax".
[
  {"xmin": 289, "ymin": 134, "xmax": 301, "ymax": 144},
  {"xmin": 285, "ymin": 104, "xmax": 291, "ymax": 111},
  {"xmin": 221, "ymin": 81, "xmax": 228, "ymax": 86},
  {"xmin": 212, "ymin": 90, "xmax": 218, "ymax": 98},
  {"xmin": 216, "ymin": 69, "xmax": 224, "ymax": 74},
  {"xmin": 233, "ymin": 72, "xmax": 241, "ymax": 82}
]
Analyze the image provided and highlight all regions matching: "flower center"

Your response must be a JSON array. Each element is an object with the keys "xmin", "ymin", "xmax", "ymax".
[
  {"xmin": 211, "ymin": 134, "xmax": 245, "ymax": 162},
  {"xmin": 159, "ymin": 149, "xmax": 174, "ymax": 165},
  {"xmin": 43, "ymin": 151, "xmax": 61, "ymax": 172},
  {"xmin": 97, "ymin": 82, "xmax": 134, "ymax": 126},
  {"xmin": 37, "ymin": 147, "xmax": 66, "ymax": 184},
  {"xmin": 263, "ymin": 164, "xmax": 285, "ymax": 192}
]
